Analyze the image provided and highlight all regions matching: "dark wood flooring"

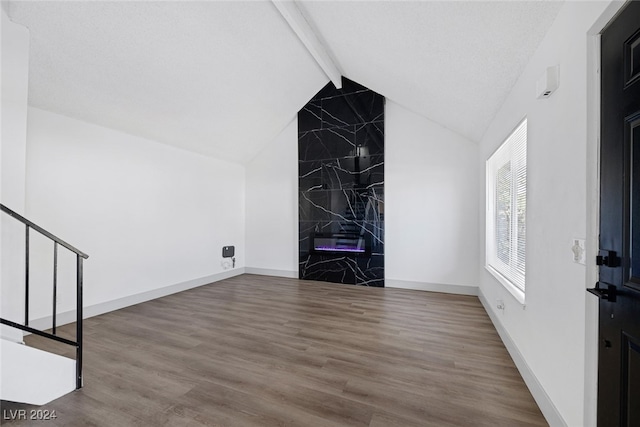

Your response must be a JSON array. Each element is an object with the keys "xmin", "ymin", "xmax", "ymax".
[{"xmin": 2, "ymin": 274, "xmax": 547, "ymax": 426}]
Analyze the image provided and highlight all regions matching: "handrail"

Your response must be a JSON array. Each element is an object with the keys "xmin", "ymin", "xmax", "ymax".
[
  {"xmin": 0, "ymin": 204, "xmax": 89, "ymax": 259},
  {"xmin": 0, "ymin": 203, "xmax": 88, "ymax": 390}
]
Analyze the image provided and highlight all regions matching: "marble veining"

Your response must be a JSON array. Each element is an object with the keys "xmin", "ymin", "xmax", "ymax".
[{"xmin": 299, "ymin": 77, "xmax": 384, "ymax": 287}]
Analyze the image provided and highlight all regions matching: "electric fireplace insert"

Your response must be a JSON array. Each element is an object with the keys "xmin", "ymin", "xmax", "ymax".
[{"xmin": 310, "ymin": 232, "xmax": 369, "ymax": 255}]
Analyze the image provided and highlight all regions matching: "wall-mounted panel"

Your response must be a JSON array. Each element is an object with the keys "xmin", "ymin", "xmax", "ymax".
[{"xmin": 298, "ymin": 77, "xmax": 384, "ymax": 286}]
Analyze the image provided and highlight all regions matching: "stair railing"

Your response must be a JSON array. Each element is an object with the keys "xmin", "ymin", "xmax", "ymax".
[{"xmin": 0, "ymin": 203, "xmax": 88, "ymax": 389}]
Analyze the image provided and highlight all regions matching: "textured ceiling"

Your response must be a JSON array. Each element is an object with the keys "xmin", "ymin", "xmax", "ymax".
[
  {"xmin": 7, "ymin": 1, "xmax": 564, "ymax": 163},
  {"xmin": 298, "ymin": 0, "xmax": 564, "ymax": 144},
  {"xmin": 7, "ymin": 0, "xmax": 328, "ymax": 163}
]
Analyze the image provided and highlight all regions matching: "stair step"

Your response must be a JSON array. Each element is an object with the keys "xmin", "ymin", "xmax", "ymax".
[{"xmin": 0, "ymin": 338, "xmax": 76, "ymax": 405}]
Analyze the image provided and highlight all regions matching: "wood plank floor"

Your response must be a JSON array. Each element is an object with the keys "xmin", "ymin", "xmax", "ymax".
[{"xmin": 2, "ymin": 274, "xmax": 547, "ymax": 426}]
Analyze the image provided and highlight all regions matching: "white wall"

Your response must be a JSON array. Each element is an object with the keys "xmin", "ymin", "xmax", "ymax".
[
  {"xmin": 24, "ymin": 108, "xmax": 245, "ymax": 321},
  {"xmin": 1, "ymin": 10, "xmax": 30, "ymax": 342},
  {"xmin": 245, "ymin": 118, "xmax": 298, "ymax": 277},
  {"xmin": 385, "ymin": 101, "xmax": 479, "ymax": 294},
  {"xmin": 244, "ymin": 100, "xmax": 479, "ymax": 293},
  {"xmin": 477, "ymin": 2, "xmax": 614, "ymax": 426}
]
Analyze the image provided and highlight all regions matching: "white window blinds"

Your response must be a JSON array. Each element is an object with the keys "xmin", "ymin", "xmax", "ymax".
[{"xmin": 486, "ymin": 119, "xmax": 527, "ymax": 293}]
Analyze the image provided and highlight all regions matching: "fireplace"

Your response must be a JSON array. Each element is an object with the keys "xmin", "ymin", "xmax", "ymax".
[
  {"xmin": 298, "ymin": 77, "xmax": 384, "ymax": 286},
  {"xmin": 310, "ymin": 233, "xmax": 369, "ymax": 255}
]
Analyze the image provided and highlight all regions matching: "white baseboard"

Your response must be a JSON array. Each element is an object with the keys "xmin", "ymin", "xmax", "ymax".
[
  {"xmin": 244, "ymin": 267, "xmax": 298, "ymax": 278},
  {"xmin": 29, "ymin": 268, "xmax": 245, "ymax": 331},
  {"xmin": 1, "ymin": 325, "xmax": 25, "ymax": 343},
  {"xmin": 478, "ymin": 290, "xmax": 567, "ymax": 427},
  {"xmin": 385, "ymin": 278, "xmax": 478, "ymax": 296}
]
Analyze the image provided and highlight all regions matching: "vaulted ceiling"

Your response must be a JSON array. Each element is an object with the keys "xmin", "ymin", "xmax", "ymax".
[{"xmin": 7, "ymin": 1, "xmax": 564, "ymax": 164}]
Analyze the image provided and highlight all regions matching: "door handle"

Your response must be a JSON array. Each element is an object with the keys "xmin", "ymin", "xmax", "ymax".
[{"xmin": 587, "ymin": 282, "xmax": 617, "ymax": 302}]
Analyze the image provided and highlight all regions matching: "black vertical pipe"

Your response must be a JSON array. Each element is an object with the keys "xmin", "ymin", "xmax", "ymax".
[
  {"xmin": 76, "ymin": 255, "xmax": 83, "ymax": 389},
  {"xmin": 53, "ymin": 242, "xmax": 58, "ymax": 334},
  {"xmin": 25, "ymin": 225, "xmax": 30, "ymax": 326}
]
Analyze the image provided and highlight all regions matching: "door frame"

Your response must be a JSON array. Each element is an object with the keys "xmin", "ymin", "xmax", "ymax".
[{"xmin": 586, "ymin": 2, "xmax": 632, "ymax": 426}]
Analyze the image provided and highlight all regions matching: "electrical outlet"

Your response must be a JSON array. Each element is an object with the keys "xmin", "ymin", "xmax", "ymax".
[{"xmin": 572, "ymin": 238, "xmax": 586, "ymax": 265}]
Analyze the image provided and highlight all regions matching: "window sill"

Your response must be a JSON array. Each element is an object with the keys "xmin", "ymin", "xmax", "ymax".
[{"xmin": 485, "ymin": 264, "xmax": 526, "ymax": 306}]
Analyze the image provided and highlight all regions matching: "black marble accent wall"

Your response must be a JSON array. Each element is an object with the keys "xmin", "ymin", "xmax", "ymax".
[{"xmin": 299, "ymin": 77, "xmax": 384, "ymax": 287}]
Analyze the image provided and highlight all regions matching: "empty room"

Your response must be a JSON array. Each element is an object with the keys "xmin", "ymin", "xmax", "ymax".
[{"xmin": 1, "ymin": 0, "xmax": 639, "ymax": 426}]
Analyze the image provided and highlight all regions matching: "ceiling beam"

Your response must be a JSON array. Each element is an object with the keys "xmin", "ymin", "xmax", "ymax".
[{"xmin": 272, "ymin": 0, "xmax": 342, "ymax": 89}]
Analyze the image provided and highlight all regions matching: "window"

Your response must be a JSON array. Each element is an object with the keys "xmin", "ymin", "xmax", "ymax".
[{"xmin": 486, "ymin": 119, "xmax": 527, "ymax": 300}]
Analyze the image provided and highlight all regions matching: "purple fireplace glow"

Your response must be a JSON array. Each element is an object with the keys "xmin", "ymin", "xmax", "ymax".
[{"xmin": 311, "ymin": 233, "xmax": 367, "ymax": 254}]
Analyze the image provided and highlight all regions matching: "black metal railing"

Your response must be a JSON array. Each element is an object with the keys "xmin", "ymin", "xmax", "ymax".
[{"xmin": 0, "ymin": 203, "xmax": 88, "ymax": 390}]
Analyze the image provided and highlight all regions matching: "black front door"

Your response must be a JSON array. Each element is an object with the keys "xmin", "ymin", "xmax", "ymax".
[{"xmin": 595, "ymin": 1, "xmax": 640, "ymax": 425}]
